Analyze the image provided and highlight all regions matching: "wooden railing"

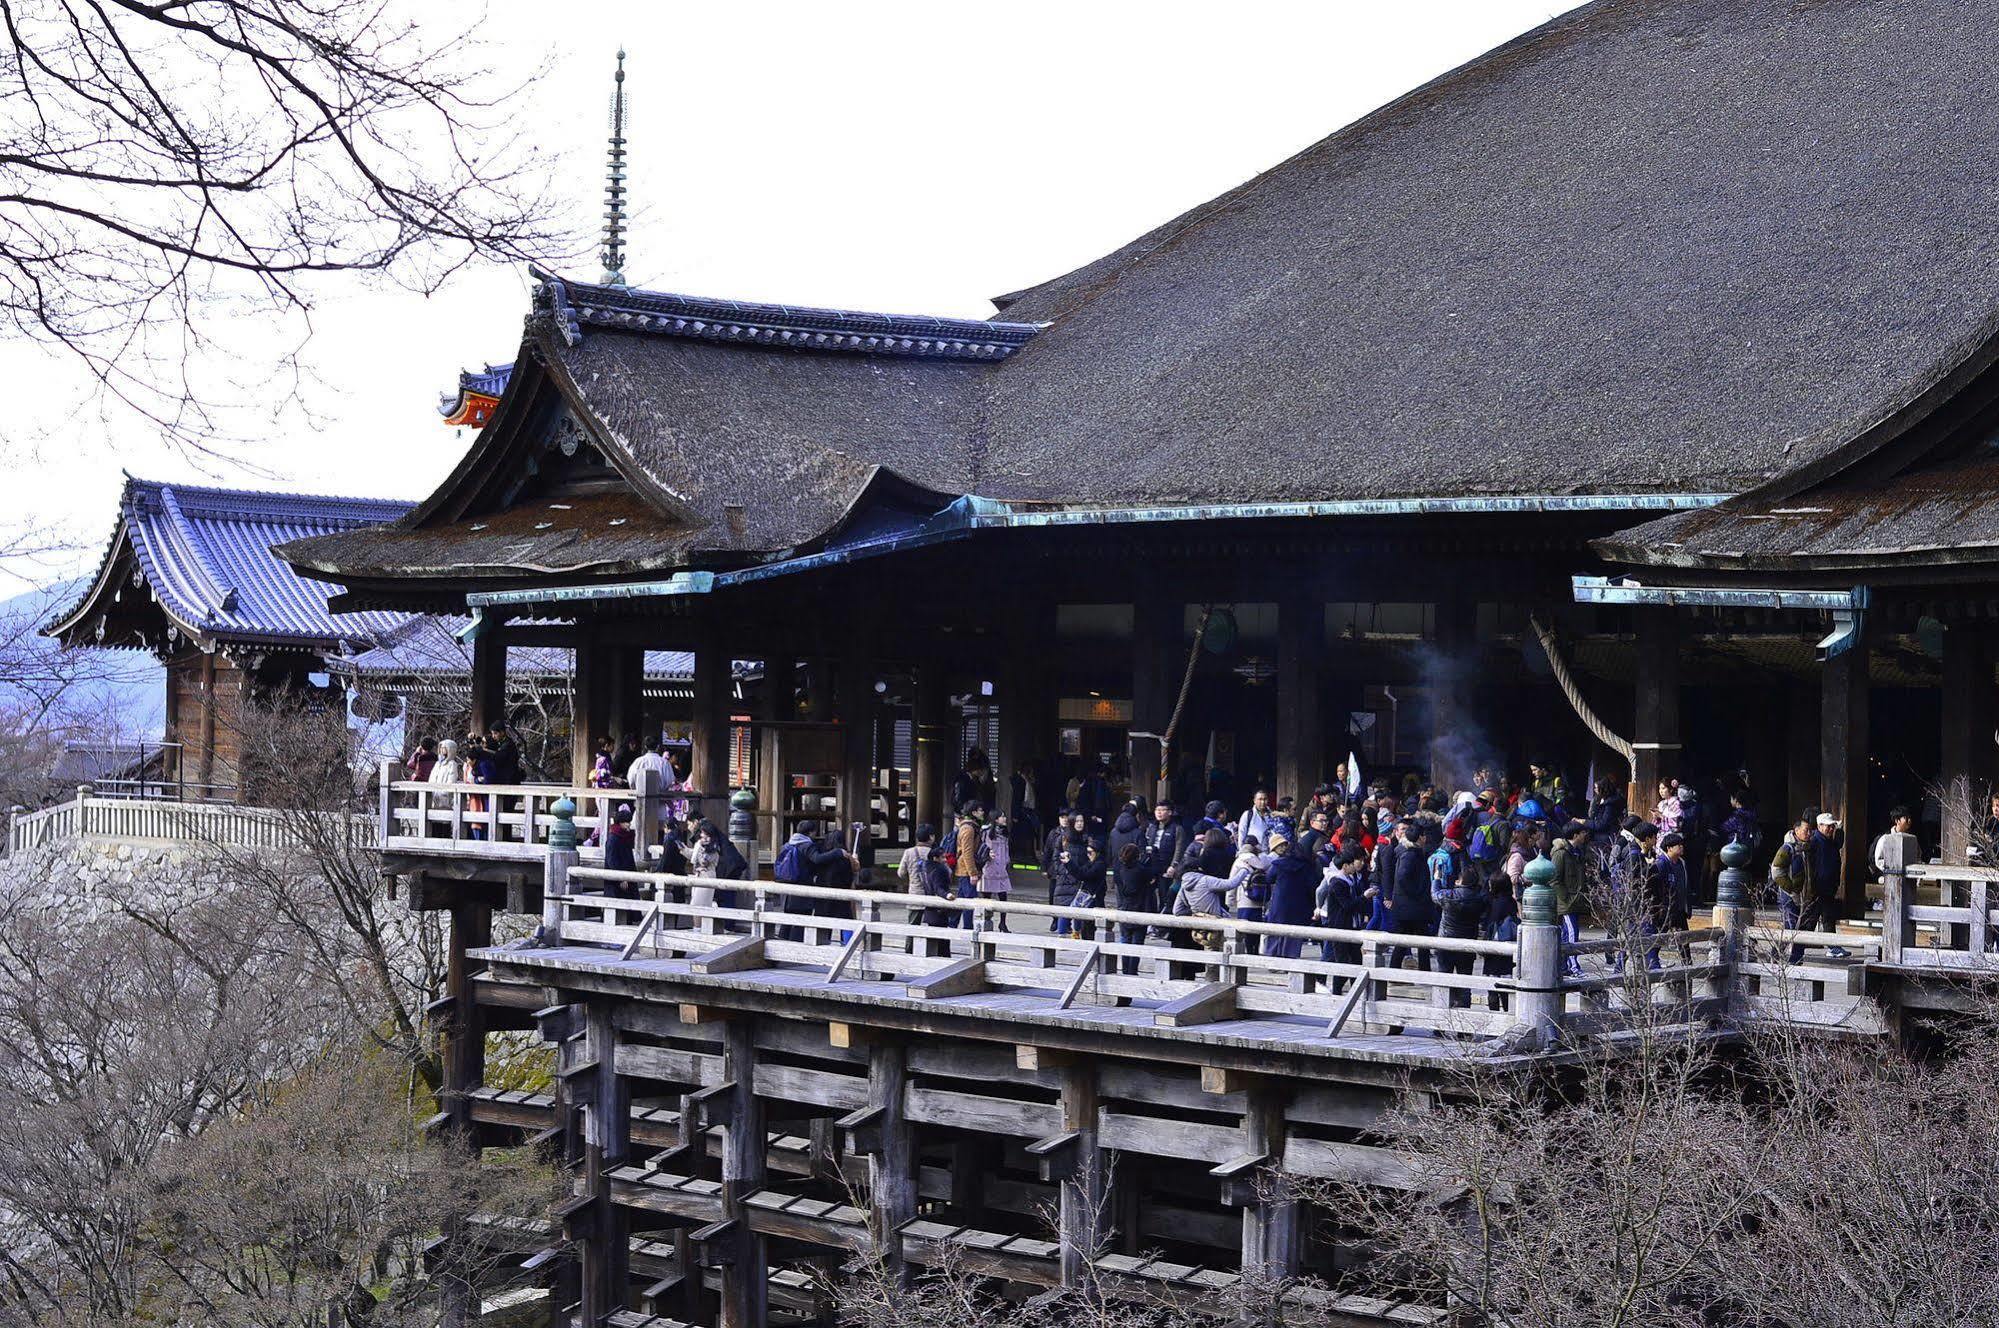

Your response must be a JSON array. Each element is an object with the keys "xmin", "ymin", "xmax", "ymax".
[
  {"xmin": 1892, "ymin": 861, "xmax": 1999, "ymax": 969},
  {"xmin": 377, "ymin": 763, "xmax": 735, "ymax": 863},
  {"xmin": 543, "ymin": 867, "xmax": 1530, "ymax": 1043},
  {"xmin": 5, "ymin": 801, "xmax": 76, "ymax": 854},
  {"xmin": 6, "ymin": 785, "xmax": 370, "ymax": 855},
  {"xmin": 1556, "ymin": 925, "xmax": 1731, "ymax": 1031}
]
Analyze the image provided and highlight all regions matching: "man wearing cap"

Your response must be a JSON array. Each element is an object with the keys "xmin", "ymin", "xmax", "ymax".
[
  {"xmin": 1807, "ymin": 811, "xmax": 1849, "ymax": 956},
  {"xmin": 1262, "ymin": 829, "xmax": 1319, "ymax": 958}
]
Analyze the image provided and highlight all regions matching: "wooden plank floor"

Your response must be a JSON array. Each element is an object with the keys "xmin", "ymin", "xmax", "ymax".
[{"xmin": 475, "ymin": 941, "xmax": 1500, "ymax": 1066}]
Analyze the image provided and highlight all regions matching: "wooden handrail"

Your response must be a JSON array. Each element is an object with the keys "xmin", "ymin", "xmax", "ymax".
[{"xmin": 565, "ymin": 867, "xmax": 1519, "ymax": 956}]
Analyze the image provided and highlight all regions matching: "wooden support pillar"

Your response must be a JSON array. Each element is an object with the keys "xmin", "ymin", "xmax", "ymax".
[
  {"xmin": 580, "ymin": 1000, "xmax": 631, "ymax": 1321},
  {"xmin": 758, "ymin": 656, "xmax": 795, "ymax": 860},
  {"xmin": 1942, "ymin": 622, "xmax": 1996, "ymax": 862},
  {"xmin": 1429, "ymin": 597, "xmax": 1476, "ymax": 792},
  {"xmin": 468, "ymin": 620, "xmax": 509, "ymax": 735},
  {"xmin": 1239, "ymin": 1083, "xmax": 1300, "ymax": 1283},
  {"xmin": 1275, "ymin": 596, "xmax": 1324, "ymax": 803},
  {"xmin": 1786, "ymin": 675, "xmax": 1821, "ymax": 828},
  {"xmin": 1057, "ymin": 1062, "xmax": 1104, "ymax": 1286},
  {"xmin": 196, "ymin": 649, "xmax": 218, "ymax": 795},
  {"xmin": 718, "ymin": 1018, "xmax": 768, "ymax": 1328},
  {"xmin": 1630, "ymin": 608, "xmax": 1681, "ymax": 815},
  {"xmin": 838, "ymin": 643, "xmax": 876, "ymax": 837},
  {"xmin": 994, "ymin": 652, "xmax": 1027, "ymax": 822},
  {"xmin": 690, "ymin": 623, "xmax": 731, "ymax": 808},
  {"xmin": 1132, "ymin": 594, "xmax": 1179, "ymax": 805},
  {"xmin": 1821, "ymin": 625, "xmax": 1873, "ymax": 916},
  {"xmin": 605, "ymin": 642, "xmax": 646, "ymax": 751},
  {"xmin": 914, "ymin": 665, "xmax": 949, "ymax": 837},
  {"xmin": 570, "ymin": 630, "xmax": 610, "ymax": 786},
  {"xmin": 865, "ymin": 1039, "xmax": 915, "ymax": 1282},
  {"xmin": 443, "ymin": 900, "xmax": 490, "ymax": 1129}
]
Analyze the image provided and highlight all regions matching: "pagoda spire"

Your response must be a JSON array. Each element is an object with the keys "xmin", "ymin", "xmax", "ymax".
[{"xmin": 600, "ymin": 47, "xmax": 630, "ymax": 287}]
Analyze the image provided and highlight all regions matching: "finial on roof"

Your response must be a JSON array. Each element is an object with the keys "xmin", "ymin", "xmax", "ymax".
[{"xmin": 601, "ymin": 47, "xmax": 630, "ymax": 288}]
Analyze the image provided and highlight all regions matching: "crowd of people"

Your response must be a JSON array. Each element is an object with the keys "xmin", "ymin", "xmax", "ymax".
[
  {"xmin": 405, "ymin": 724, "xmax": 1924, "ymax": 976},
  {"xmin": 898, "ymin": 748, "xmax": 1921, "ymax": 981}
]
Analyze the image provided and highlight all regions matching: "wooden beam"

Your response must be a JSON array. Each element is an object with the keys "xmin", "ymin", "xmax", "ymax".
[
  {"xmin": 1025, "ymin": 1129, "xmax": 1085, "ymax": 1183},
  {"xmin": 717, "ymin": 1020, "xmax": 767, "ymax": 1328},
  {"xmin": 691, "ymin": 619, "xmax": 730, "ymax": 805},
  {"xmin": 1057, "ymin": 1063, "xmax": 1103, "ymax": 1287},
  {"xmin": 678, "ymin": 1003, "xmax": 733, "ymax": 1025},
  {"xmin": 827, "ymin": 1021, "xmax": 873, "ymax": 1050},
  {"xmin": 1820, "ymin": 622, "xmax": 1873, "ymax": 917},
  {"xmin": 1153, "ymin": 981, "xmax": 1238, "ymax": 1028},
  {"xmin": 1240, "ymin": 1083, "xmax": 1300, "ymax": 1281},
  {"xmin": 1016, "ymin": 1045, "xmax": 1073, "ymax": 1072},
  {"xmin": 580, "ymin": 1001, "xmax": 632, "ymax": 1323},
  {"xmin": 690, "ymin": 936, "xmax": 766, "ymax": 976},
  {"xmin": 1630, "ymin": 607, "xmax": 1680, "ymax": 815},
  {"xmin": 904, "ymin": 957, "xmax": 987, "ymax": 1000},
  {"xmin": 865, "ymin": 1039, "xmax": 916, "ymax": 1281},
  {"xmin": 1200, "ymin": 1066, "xmax": 1258, "ymax": 1097}
]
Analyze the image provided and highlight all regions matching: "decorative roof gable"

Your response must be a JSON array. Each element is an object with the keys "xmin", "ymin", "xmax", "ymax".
[{"xmin": 49, "ymin": 479, "xmax": 415, "ymax": 652}]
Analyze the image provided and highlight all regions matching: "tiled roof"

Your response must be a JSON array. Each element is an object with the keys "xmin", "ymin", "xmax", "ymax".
[
  {"xmin": 49, "ymin": 478, "xmax": 414, "ymax": 650},
  {"xmin": 439, "ymin": 362, "xmax": 514, "ymax": 420}
]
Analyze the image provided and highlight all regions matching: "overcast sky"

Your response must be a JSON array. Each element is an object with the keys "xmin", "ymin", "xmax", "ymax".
[{"xmin": 9, "ymin": 1, "xmax": 1581, "ymax": 585}]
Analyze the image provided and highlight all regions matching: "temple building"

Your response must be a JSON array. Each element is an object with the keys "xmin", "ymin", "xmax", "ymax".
[
  {"xmin": 47, "ymin": 477, "xmax": 697, "ymax": 798},
  {"xmin": 48, "ymin": 479, "xmax": 413, "ymax": 798},
  {"xmin": 252, "ymin": 10, "xmax": 1999, "ymax": 1325},
  {"xmin": 282, "ymin": 0, "xmax": 1999, "ymax": 906},
  {"xmin": 441, "ymin": 363, "xmax": 514, "ymax": 430}
]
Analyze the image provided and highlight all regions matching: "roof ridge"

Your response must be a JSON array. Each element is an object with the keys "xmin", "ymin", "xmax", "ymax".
[
  {"xmin": 152, "ymin": 484, "xmax": 237, "ymax": 619},
  {"xmin": 532, "ymin": 270, "xmax": 1045, "ymax": 361},
  {"xmin": 124, "ymin": 476, "xmax": 416, "ymax": 524}
]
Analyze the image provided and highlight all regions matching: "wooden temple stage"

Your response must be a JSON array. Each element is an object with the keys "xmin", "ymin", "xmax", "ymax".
[{"xmin": 403, "ymin": 791, "xmax": 1999, "ymax": 1328}]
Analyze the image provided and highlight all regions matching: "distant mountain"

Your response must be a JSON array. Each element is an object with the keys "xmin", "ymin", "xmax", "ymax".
[{"xmin": 0, "ymin": 579, "xmax": 164, "ymax": 740}]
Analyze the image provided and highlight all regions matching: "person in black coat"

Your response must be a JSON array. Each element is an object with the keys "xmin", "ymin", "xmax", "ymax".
[
  {"xmin": 1296, "ymin": 809, "xmax": 1332, "ymax": 870},
  {"xmin": 1110, "ymin": 842, "xmax": 1160, "ymax": 975},
  {"xmin": 806, "ymin": 828, "xmax": 858, "ymax": 923},
  {"xmin": 1260, "ymin": 836, "xmax": 1321, "ymax": 959},
  {"xmin": 1587, "ymin": 780, "xmax": 1628, "ymax": 851},
  {"xmin": 1315, "ymin": 845, "xmax": 1372, "ymax": 984},
  {"xmin": 1386, "ymin": 820, "xmax": 1439, "ymax": 972},
  {"xmin": 1108, "ymin": 804, "xmax": 1145, "ymax": 866},
  {"xmin": 1430, "ymin": 855, "xmax": 1491, "ymax": 1009},
  {"xmin": 1142, "ymin": 802, "xmax": 1190, "ymax": 882}
]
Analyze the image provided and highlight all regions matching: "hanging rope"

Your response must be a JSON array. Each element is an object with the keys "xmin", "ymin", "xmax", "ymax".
[
  {"xmin": 1156, "ymin": 604, "xmax": 1215, "ymax": 799},
  {"xmin": 1529, "ymin": 614, "xmax": 1635, "ymax": 773}
]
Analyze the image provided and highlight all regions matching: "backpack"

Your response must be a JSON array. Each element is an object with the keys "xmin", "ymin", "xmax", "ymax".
[
  {"xmin": 919, "ymin": 851, "xmax": 954, "ymax": 898},
  {"xmin": 972, "ymin": 833, "xmax": 993, "ymax": 873},
  {"xmin": 1468, "ymin": 817, "xmax": 1508, "ymax": 865},
  {"xmin": 773, "ymin": 839, "xmax": 810, "ymax": 885}
]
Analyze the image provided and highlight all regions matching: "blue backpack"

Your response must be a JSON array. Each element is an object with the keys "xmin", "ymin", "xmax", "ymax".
[
  {"xmin": 773, "ymin": 839, "xmax": 810, "ymax": 885},
  {"xmin": 1468, "ymin": 817, "xmax": 1509, "ymax": 866}
]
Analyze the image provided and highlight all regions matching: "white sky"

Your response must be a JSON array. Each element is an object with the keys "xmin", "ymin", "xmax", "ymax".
[{"xmin": 5, "ymin": 0, "xmax": 1581, "ymax": 585}]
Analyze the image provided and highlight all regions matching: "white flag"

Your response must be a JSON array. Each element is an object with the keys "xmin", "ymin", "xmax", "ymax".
[{"xmin": 1346, "ymin": 751, "xmax": 1363, "ymax": 799}]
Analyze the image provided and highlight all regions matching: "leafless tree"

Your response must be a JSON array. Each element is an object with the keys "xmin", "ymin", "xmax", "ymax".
[
  {"xmin": 1, "ymin": 0, "xmax": 573, "ymax": 452},
  {"xmin": 131, "ymin": 1049, "xmax": 556, "ymax": 1328},
  {"xmin": 0, "ymin": 850, "xmax": 338, "ymax": 1322},
  {"xmin": 0, "ymin": 817, "xmax": 553, "ymax": 1326},
  {"xmin": 196, "ymin": 695, "xmax": 455, "ymax": 1091}
]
